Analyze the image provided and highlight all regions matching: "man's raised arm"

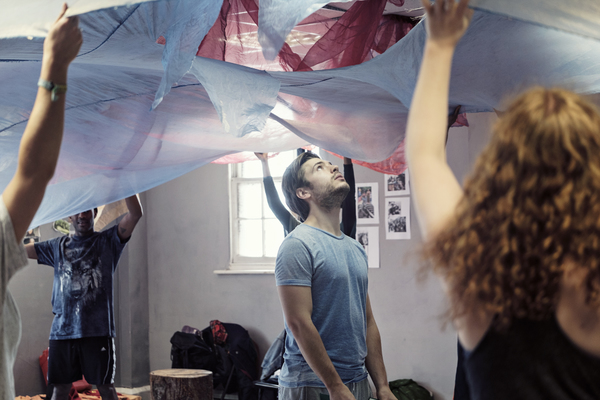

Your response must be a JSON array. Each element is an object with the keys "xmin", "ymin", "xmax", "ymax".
[
  {"xmin": 2, "ymin": 3, "xmax": 82, "ymax": 241},
  {"xmin": 117, "ymin": 194, "xmax": 143, "ymax": 241}
]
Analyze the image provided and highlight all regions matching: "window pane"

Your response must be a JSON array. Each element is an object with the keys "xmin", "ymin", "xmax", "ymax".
[
  {"xmin": 269, "ymin": 151, "xmax": 296, "ymax": 177},
  {"xmin": 238, "ymin": 182, "xmax": 262, "ymax": 218},
  {"xmin": 239, "ymin": 220, "xmax": 263, "ymax": 257},
  {"xmin": 240, "ymin": 159, "xmax": 263, "ymax": 178},
  {"xmin": 264, "ymin": 219, "xmax": 285, "ymax": 257}
]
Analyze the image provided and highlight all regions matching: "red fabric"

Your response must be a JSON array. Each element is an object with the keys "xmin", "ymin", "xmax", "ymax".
[
  {"xmin": 210, "ymin": 319, "xmax": 228, "ymax": 345},
  {"xmin": 69, "ymin": 388, "xmax": 81, "ymax": 400},
  {"xmin": 212, "ymin": 152, "xmax": 276, "ymax": 165},
  {"xmin": 453, "ymin": 113, "xmax": 469, "ymax": 127},
  {"xmin": 159, "ymin": 1, "xmax": 418, "ymax": 174},
  {"xmin": 72, "ymin": 379, "xmax": 92, "ymax": 392},
  {"xmin": 276, "ymin": 0, "xmax": 416, "ymax": 71},
  {"xmin": 211, "ymin": 145, "xmax": 315, "ymax": 164},
  {"xmin": 39, "ymin": 348, "xmax": 49, "ymax": 385},
  {"xmin": 293, "ymin": 0, "xmax": 389, "ymax": 71},
  {"xmin": 325, "ymin": 112, "xmax": 468, "ymax": 175},
  {"xmin": 80, "ymin": 390, "xmax": 135, "ymax": 400},
  {"xmin": 327, "ymin": 141, "xmax": 407, "ymax": 175},
  {"xmin": 196, "ymin": 0, "xmax": 232, "ymax": 61},
  {"xmin": 160, "ymin": 0, "xmax": 416, "ymax": 72}
]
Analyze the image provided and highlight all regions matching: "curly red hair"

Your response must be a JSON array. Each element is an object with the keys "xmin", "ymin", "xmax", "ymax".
[{"xmin": 424, "ymin": 87, "xmax": 600, "ymax": 328}]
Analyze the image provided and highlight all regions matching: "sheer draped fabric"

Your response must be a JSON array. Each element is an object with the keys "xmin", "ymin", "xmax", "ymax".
[{"xmin": 1, "ymin": 0, "xmax": 600, "ymax": 226}]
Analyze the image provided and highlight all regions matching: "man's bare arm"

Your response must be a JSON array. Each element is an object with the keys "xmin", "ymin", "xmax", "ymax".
[
  {"xmin": 24, "ymin": 243, "xmax": 38, "ymax": 260},
  {"xmin": 364, "ymin": 295, "xmax": 395, "ymax": 400},
  {"xmin": 277, "ymin": 285, "xmax": 355, "ymax": 400},
  {"xmin": 2, "ymin": 4, "xmax": 82, "ymax": 241},
  {"xmin": 117, "ymin": 195, "xmax": 143, "ymax": 241}
]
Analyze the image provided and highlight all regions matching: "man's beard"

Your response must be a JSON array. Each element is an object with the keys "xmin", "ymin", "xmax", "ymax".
[{"xmin": 313, "ymin": 182, "xmax": 350, "ymax": 213}]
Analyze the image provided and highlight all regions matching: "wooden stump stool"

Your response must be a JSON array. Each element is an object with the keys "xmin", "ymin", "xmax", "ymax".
[{"xmin": 150, "ymin": 369, "xmax": 213, "ymax": 400}]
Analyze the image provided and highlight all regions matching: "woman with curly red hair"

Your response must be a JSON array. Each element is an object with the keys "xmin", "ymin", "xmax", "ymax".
[{"xmin": 407, "ymin": 1, "xmax": 600, "ymax": 399}]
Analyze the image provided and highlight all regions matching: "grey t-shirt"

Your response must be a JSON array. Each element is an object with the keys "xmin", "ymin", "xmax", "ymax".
[
  {"xmin": 0, "ymin": 197, "xmax": 28, "ymax": 400},
  {"xmin": 275, "ymin": 224, "xmax": 369, "ymax": 388},
  {"xmin": 35, "ymin": 226, "xmax": 127, "ymax": 340}
]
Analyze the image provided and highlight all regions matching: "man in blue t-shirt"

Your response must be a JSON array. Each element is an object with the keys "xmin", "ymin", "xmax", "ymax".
[
  {"xmin": 26, "ymin": 195, "xmax": 142, "ymax": 400},
  {"xmin": 276, "ymin": 152, "xmax": 395, "ymax": 400}
]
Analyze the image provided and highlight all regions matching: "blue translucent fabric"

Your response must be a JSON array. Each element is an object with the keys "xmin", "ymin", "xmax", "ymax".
[
  {"xmin": 1, "ymin": 1, "xmax": 600, "ymax": 228},
  {"xmin": 470, "ymin": 0, "xmax": 600, "ymax": 41},
  {"xmin": 257, "ymin": 0, "xmax": 352, "ymax": 60}
]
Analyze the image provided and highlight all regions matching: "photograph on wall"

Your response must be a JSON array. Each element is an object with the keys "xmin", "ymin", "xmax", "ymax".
[
  {"xmin": 356, "ymin": 182, "xmax": 379, "ymax": 224},
  {"xmin": 386, "ymin": 197, "xmax": 411, "ymax": 240},
  {"xmin": 23, "ymin": 226, "xmax": 40, "ymax": 245},
  {"xmin": 356, "ymin": 226, "xmax": 380, "ymax": 269},
  {"xmin": 384, "ymin": 170, "xmax": 410, "ymax": 196}
]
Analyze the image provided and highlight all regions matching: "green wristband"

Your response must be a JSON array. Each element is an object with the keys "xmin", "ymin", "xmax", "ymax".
[{"xmin": 37, "ymin": 78, "xmax": 67, "ymax": 102}]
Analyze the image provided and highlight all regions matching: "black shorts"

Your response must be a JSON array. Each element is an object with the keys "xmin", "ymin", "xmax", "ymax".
[{"xmin": 48, "ymin": 336, "xmax": 116, "ymax": 385}]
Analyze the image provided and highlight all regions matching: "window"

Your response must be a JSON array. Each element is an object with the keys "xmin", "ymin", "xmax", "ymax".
[{"xmin": 226, "ymin": 150, "xmax": 299, "ymax": 273}]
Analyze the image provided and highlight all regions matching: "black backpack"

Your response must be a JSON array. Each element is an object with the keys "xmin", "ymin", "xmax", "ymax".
[
  {"xmin": 170, "ymin": 331, "xmax": 216, "ymax": 370},
  {"xmin": 389, "ymin": 379, "xmax": 434, "ymax": 400},
  {"xmin": 201, "ymin": 322, "xmax": 259, "ymax": 400}
]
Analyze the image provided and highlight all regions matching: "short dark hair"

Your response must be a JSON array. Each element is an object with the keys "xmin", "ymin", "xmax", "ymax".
[{"xmin": 282, "ymin": 152, "xmax": 320, "ymax": 222}]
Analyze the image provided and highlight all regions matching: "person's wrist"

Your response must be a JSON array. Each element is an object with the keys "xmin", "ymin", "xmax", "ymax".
[
  {"xmin": 40, "ymin": 57, "xmax": 69, "ymax": 84},
  {"xmin": 376, "ymin": 385, "xmax": 392, "ymax": 394},
  {"xmin": 326, "ymin": 380, "xmax": 346, "ymax": 393},
  {"xmin": 425, "ymin": 38, "xmax": 458, "ymax": 53}
]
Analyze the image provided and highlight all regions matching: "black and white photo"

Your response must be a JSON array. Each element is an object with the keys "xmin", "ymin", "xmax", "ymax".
[
  {"xmin": 384, "ymin": 170, "xmax": 410, "ymax": 196},
  {"xmin": 356, "ymin": 226, "xmax": 380, "ymax": 268},
  {"xmin": 386, "ymin": 197, "xmax": 411, "ymax": 240},
  {"xmin": 356, "ymin": 182, "xmax": 379, "ymax": 224}
]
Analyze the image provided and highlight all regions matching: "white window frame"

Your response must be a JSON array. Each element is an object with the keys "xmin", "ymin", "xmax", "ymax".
[
  {"xmin": 219, "ymin": 162, "xmax": 286, "ymax": 274},
  {"xmin": 216, "ymin": 149, "xmax": 316, "ymax": 275}
]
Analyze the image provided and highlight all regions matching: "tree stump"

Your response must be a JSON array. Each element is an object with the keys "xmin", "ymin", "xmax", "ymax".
[{"xmin": 150, "ymin": 369, "xmax": 213, "ymax": 400}]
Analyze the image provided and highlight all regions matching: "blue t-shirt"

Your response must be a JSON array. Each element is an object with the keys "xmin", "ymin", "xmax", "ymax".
[
  {"xmin": 35, "ymin": 226, "xmax": 127, "ymax": 340},
  {"xmin": 275, "ymin": 224, "xmax": 369, "ymax": 388}
]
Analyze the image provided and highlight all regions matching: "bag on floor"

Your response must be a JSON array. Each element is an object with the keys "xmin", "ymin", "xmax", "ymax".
[
  {"xmin": 260, "ymin": 329, "xmax": 286, "ymax": 382},
  {"xmin": 389, "ymin": 379, "xmax": 434, "ymax": 400},
  {"xmin": 170, "ymin": 331, "xmax": 216, "ymax": 370},
  {"xmin": 201, "ymin": 321, "xmax": 259, "ymax": 400}
]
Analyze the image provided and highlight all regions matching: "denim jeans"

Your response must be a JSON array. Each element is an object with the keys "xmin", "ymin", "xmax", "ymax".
[{"xmin": 279, "ymin": 378, "xmax": 372, "ymax": 400}]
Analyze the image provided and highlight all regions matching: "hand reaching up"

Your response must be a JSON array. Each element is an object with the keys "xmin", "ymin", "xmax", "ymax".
[
  {"xmin": 421, "ymin": 0, "xmax": 473, "ymax": 49},
  {"xmin": 43, "ymin": 3, "xmax": 83, "ymax": 75},
  {"xmin": 254, "ymin": 152, "xmax": 269, "ymax": 162}
]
